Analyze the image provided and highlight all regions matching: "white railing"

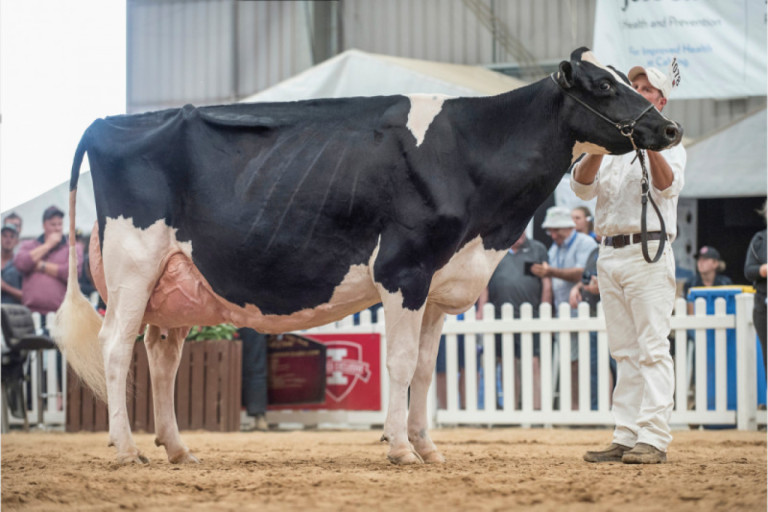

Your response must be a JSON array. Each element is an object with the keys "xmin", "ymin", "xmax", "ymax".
[
  {"xmin": 288, "ymin": 293, "xmax": 766, "ymax": 430},
  {"xmin": 7, "ymin": 294, "xmax": 766, "ymax": 431}
]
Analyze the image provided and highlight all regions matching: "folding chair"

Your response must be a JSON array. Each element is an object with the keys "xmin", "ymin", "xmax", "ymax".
[{"xmin": 1, "ymin": 304, "xmax": 57, "ymax": 432}]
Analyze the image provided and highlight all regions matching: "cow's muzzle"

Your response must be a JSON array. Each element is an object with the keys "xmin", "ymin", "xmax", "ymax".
[{"xmin": 664, "ymin": 121, "xmax": 683, "ymax": 146}]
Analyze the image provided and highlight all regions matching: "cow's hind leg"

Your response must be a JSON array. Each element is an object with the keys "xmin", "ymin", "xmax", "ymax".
[
  {"xmin": 407, "ymin": 302, "xmax": 446, "ymax": 463},
  {"xmin": 101, "ymin": 294, "xmax": 152, "ymax": 464},
  {"xmin": 100, "ymin": 217, "xmax": 174, "ymax": 464},
  {"xmin": 145, "ymin": 325, "xmax": 198, "ymax": 463},
  {"xmin": 379, "ymin": 293, "xmax": 426, "ymax": 465}
]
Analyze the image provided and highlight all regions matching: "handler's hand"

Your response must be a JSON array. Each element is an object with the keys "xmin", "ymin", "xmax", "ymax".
[{"xmin": 530, "ymin": 261, "xmax": 549, "ymax": 278}]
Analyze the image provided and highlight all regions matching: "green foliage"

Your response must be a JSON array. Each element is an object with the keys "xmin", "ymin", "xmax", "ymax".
[
  {"xmin": 136, "ymin": 324, "xmax": 238, "ymax": 342},
  {"xmin": 185, "ymin": 324, "xmax": 238, "ymax": 341}
]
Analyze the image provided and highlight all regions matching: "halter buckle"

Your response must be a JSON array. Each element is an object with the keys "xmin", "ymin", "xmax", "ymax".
[{"xmin": 618, "ymin": 121, "xmax": 636, "ymax": 137}]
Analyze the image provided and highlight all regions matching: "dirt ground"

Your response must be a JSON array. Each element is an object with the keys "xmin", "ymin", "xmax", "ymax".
[{"xmin": 1, "ymin": 427, "xmax": 765, "ymax": 511}]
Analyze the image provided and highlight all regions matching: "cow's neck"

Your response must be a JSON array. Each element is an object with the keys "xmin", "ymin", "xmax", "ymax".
[{"xmin": 458, "ymin": 78, "xmax": 575, "ymax": 250}]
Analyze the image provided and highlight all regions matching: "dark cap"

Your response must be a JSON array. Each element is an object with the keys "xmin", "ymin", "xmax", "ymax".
[
  {"xmin": 695, "ymin": 245, "xmax": 721, "ymax": 260},
  {"xmin": 42, "ymin": 205, "xmax": 64, "ymax": 222},
  {"xmin": 1, "ymin": 223, "xmax": 18, "ymax": 235}
]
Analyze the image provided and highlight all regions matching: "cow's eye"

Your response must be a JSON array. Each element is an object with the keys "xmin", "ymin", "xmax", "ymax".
[{"xmin": 600, "ymin": 81, "xmax": 611, "ymax": 91}]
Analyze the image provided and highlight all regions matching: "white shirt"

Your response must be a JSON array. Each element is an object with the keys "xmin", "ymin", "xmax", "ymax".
[{"xmin": 569, "ymin": 144, "xmax": 686, "ymax": 241}]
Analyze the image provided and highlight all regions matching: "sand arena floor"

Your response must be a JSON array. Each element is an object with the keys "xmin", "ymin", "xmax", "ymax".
[{"xmin": 2, "ymin": 427, "xmax": 765, "ymax": 511}]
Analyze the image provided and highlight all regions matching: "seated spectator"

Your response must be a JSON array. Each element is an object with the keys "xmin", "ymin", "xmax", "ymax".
[{"xmin": 684, "ymin": 246, "xmax": 732, "ymax": 313}]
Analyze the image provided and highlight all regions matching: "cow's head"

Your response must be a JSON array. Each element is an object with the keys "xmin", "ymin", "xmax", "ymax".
[{"xmin": 555, "ymin": 47, "xmax": 682, "ymax": 155}]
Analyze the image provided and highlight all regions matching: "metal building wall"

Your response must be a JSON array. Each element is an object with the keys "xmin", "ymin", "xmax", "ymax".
[
  {"xmin": 126, "ymin": 0, "xmax": 765, "ymax": 139},
  {"xmin": 341, "ymin": 0, "xmax": 596, "ymax": 68},
  {"xmin": 340, "ymin": 0, "xmax": 765, "ymax": 140},
  {"xmin": 127, "ymin": 0, "xmax": 313, "ymax": 114}
]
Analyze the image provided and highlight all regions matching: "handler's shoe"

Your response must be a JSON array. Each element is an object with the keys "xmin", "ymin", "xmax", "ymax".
[
  {"xmin": 621, "ymin": 443, "xmax": 666, "ymax": 464},
  {"xmin": 583, "ymin": 443, "xmax": 631, "ymax": 463}
]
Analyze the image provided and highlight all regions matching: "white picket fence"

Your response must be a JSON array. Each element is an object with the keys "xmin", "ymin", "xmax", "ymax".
[
  {"xmin": 287, "ymin": 293, "xmax": 767, "ymax": 430},
  {"xmin": 5, "ymin": 294, "xmax": 766, "ymax": 431}
]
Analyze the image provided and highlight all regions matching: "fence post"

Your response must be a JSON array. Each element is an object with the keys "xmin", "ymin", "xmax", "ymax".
[{"xmin": 736, "ymin": 293, "xmax": 757, "ymax": 430}]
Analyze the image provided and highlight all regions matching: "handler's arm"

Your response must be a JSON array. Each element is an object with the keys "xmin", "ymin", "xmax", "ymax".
[
  {"xmin": 572, "ymin": 155, "xmax": 603, "ymax": 185},
  {"xmin": 647, "ymin": 150, "xmax": 674, "ymax": 191}
]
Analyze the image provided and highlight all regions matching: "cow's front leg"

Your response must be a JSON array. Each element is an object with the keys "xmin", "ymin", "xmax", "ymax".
[
  {"xmin": 379, "ymin": 293, "xmax": 426, "ymax": 465},
  {"xmin": 145, "ymin": 325, "xmax": 198, "ymax": 464},
  {"xmin": 407, "ymin": 302, "xmax": 446, "ymax": 463}
]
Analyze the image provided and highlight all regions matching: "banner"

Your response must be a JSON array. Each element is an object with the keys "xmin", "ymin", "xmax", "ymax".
[
  {"xmin": 593, "ymin": 0, "xmax": 767, "ymax": 99},
  {"xmin": 268, "ymin": 333, "xmax": 382, "ymax": 411}
]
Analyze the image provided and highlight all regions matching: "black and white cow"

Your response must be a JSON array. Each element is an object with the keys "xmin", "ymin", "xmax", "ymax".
[{"xmin": 56, "ymin": 48, "xmax": 681, "ymax": 465}]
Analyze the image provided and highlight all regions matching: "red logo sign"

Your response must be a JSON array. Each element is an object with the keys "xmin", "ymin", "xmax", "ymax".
[
  {"xmin": 274, "ymin": 333, "xmax": 381, "ymax": 411},
  {"xmin": 325, "ymin": 340, "xmax": 372, "ymax": 402}
]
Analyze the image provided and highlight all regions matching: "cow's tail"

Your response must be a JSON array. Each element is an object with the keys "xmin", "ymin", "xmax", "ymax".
[{"xmin": 53, "ymin": 135, "xmax": 107, "ymax": 402}]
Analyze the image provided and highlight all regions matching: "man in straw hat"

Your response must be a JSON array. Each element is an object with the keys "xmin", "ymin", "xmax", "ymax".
[{"xmin": 571, "ymin": 62, "xmax": 686, "ymax": 464}]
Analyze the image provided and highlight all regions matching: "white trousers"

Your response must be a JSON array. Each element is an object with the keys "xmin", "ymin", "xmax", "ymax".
[{"xmin": 597, "ymin": 240, "xmax": 676, "ymax": 452}]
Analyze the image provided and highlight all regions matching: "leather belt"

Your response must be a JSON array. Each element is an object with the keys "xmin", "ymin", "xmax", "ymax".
[{"xmin": 604, "ymin": 231, "xmax": 664, "ymax": 249}]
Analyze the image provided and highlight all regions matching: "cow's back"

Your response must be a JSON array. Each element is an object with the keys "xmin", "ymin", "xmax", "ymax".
[{"xmin": 86, "ymin": 96, "xmax": 423, "ymax": 317}]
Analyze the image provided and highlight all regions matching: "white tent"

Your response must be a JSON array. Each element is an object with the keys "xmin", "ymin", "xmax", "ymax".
[
  {"xmin": 2, "ymin": 171, "xmax": 97, "ymax": 240},
  {"xmin": 681, "ymin": 107, "xmax": 767, "ymax": 198},
  {"xmin": 3, "ymin": 50, "xmax": 525, "ymax": 239},
  {"xmin": 242, "ymin": 49, "xmax": 526, "ymax": 102}
]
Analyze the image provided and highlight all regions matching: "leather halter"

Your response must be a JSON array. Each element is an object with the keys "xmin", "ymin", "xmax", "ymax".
[{"xmin": 551, "ymin": 73, "xmax": 667, "ymax": 264}]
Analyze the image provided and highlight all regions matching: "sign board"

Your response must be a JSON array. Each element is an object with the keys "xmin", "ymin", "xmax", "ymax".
[
  {"xmin": 268, "ymin": 333, "xmax": 381, "ymax": 411},
  {"xmin": 267, "ymin": 334, "xmax": 327, "ymax": 406},
  {"xmin": 593, "ymin": 0, "xmax": 767, "ymax": 99}
]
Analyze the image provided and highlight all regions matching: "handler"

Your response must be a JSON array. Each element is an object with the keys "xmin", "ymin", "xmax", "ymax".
[{"xmin": 570, "ymin": 64, "xmax": 685, "ymax": 464}]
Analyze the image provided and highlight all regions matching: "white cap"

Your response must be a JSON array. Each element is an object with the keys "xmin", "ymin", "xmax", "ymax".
[
  {"xmin": 541, "ymin": 206, "xmax": 575, "ymax": 229},
  {"xmin": 628, "ymin": 65, "xmax": 673, "ymax": 98}
]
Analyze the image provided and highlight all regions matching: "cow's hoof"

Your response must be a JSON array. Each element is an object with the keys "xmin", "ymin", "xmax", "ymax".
[
  {"xmin": 387, "ymin": 449, "xmax": 424, "ymax": 465},
  {"xmin": 419, "ymin": 450, "xmax": 445, "ymax": 464},
  {"xmin": 170, "ymin": 452, "xmax": 200, "ymax": 464},
  {"xmin": 116, "ymin": 452, "xmax": 149, "ymax": 465}
]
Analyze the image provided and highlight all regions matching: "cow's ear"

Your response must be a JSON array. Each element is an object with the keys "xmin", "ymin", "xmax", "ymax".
[{"xmin": 558, "ymin": 61, "xmax": 574, "ymax": 89}]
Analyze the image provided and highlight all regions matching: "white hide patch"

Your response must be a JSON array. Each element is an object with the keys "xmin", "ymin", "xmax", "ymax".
[
  {"xmin": 580, "ymin": 51, "xmax": 635, "ymax": 91},
  {"xmin": 428, "ymin": 236, "xmax": 507, "ymax": 315},
  {"xmin": 101, "ymin": 217, "xmax": 192, "ymax": 292},
  {"xmin": 571, "ymin": 141, "xmax": 610, "ymax": 163},
  {"xmin": 406, "ymin": 94, "xmax": 449, "ymax": 147}
]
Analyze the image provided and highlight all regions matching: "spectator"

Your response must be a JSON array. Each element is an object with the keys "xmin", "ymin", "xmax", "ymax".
[
  {"xmin": 435, "ymin": 325, "xmax": 466, "ymax": 410},
  {"xmin": 571, "ymin": 206, "xmax": 596, "ymax": 240},
  {"xmin": 13, "ymin": 206, "xmax": 83, "ymax": 325},
  {"xmin": 1, "ymin": 223, "xmax": 23, "ymax": 304},
  {"xmin": 531, "ymin": 205, "xmax": 597, "ymax": 409},
  {"xmin": 569, "ymin": 244, "xmax": 617, "ymax": 410},
  {"xmin": 478, "ymin": 231, "xmax": 551, "ymax": 409},
  {"xmin": 683, "ymin": 246, "xmax": 732, "ymax": 313},
  {"xmin": 744, "ymin": 202, "xmax": 767, "ymax": 371},
  {"xmin": 2, "ymin": 212, "xmax": 23, "ymax": 236},
  {"xmin": 238, "ymin": 328, "xmax": 268, "ymax": 431}
]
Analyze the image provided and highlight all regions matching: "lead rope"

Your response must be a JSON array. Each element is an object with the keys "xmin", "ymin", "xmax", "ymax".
[
  {"xmin": 549, "ymin": 74, "xmax": 667, "ymax": 264},
  {"xmin": 627, "ymin": 137, "xmax": 667, "ymax": 263}
]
